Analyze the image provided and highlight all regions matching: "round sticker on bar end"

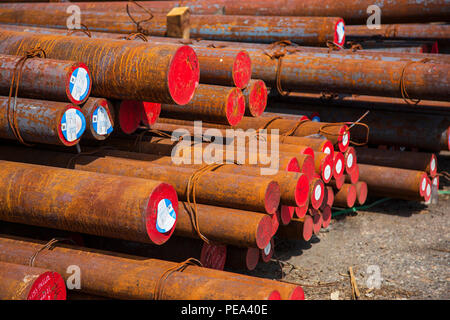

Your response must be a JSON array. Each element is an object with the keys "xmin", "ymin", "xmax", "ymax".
[
  {"xmin": 59, "ymin": 106, "xmax": 86, "ymax": 145},
  {"xmin": 66, "ymin": 63, "xmax": 92, "ymax": 105}
]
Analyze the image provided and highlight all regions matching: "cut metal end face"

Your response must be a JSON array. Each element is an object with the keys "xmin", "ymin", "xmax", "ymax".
[
  {"xmin": 248, "ymin": 80, "xmax": 268, "ymax": 117},
  {"xmin": 295, "ymin": 173, "xmax": 310, "ymax": 207},
  {"xmin": 261, "ymin": 238, "xmax": 274, "ymax": 262},
  {"xmin": 201, "ymin": 242, "xmax": 227, "ymax": 270},
  {"xmin": 265, "ymin": 181, "xmax": 281, "ymax": 214},
  {"xmin": 246, "ymin": 247, "xmax": 260, "ymax": 271},
  {"xmin": 119, "ymin": 100, "xmax": 142, "ymax": 134},
  {"xmin": 310, "ymin": 179, "xmax": 324, "ymax": 209},
  {"xmin": 326, "ymin": 186, "xmax": 335, "ymax": 207},
  {"xmin": 289, "ymin": 286, "xmax": 305, "ymax": 300},
  {"xmin": 419, "ymin": 173, "xmax": 428, "ymax": 196},
  {"xmin": 268, "ymin": 290, "xmax": 282, "ymax": 300},
  {"xmin": 347, "ymin": 185, "xmax": 357, "ymax": 208},
  {"xmin": 356, "ymin": 182, "xmax": 368, "ymax": 205},
  {"xmin": 59, "ymin": 106, "xmax": 86, "ymax": 146},
  {"xmin": 256, "ymin": 214, "xmax": 273, "ymax": 249},
  {"xmin": 302, "ymin": 215, "xmax": 314, "ymax": 241},
  {"xmin": 321, "ymin": 206, "xmax": 332, "ymax": 229},
  {"xmin": 233, "ymin": 51, "xmax": 252, "ymax": 89},
  {"xmin": 226, "ymin": 88, "xmax": 246, "ymax": 126},
  {"xmin": 424, "ymin": 178, "xmax": 432, "ymax": 202},
  {"xmin": 334, "ymin": 19, "xmax": 346, "ymax": 47},
  {"xmin": 168, "ymin": 45, "xmax": 200, "ymax": 105},
  {"xmin": 322, "ymin": 140, "xmax": 334, "ymax": 157},
  {"xmin": 338, "ymin": 125, "xmax": 350, "ymax": 152},
  {"xmin": 141, "ymin": 102, "xmax": 162, "ymax": 126},
  {"xmin": 146, "ymin": 183, "xmax": 178, "ymax": 245},
  {"xmin": 333, "ymin": 152, "xmax": 345, "ymax": 179},
  {"xmin": 280, "ymin": 205, "xmax": 295, "ymax": 225},
  {"xmin": 27, "ymin": 271, "xmax": 66, "ymax": 300},
  {"xmin": 286, "ymin": 157, "xmax": 301, "ymax": 172},
  {"xmin": 429, "ymin": 154, "xmax": 437, "ymax": 177},
  {"xmin": 67, "ymin": 63, "xmax": 91, "ymax": 105}
]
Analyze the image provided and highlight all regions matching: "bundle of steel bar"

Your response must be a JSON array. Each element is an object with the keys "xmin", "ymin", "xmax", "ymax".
[
  {"xmin": 0, "ymin": 234, "xmax": 305, "ymax": 300},
  {"xmin": 351, "ymin": 40, "xmax": 439, "ymax": 54}
]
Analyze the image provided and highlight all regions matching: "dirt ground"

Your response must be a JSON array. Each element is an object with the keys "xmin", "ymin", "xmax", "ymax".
[{"xmin": 242, "ymin": 152, "xmax": 450, "ymax": 300}]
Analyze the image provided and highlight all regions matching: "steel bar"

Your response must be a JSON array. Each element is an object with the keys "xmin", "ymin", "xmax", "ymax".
[
  {"xmin": 81, "ymin": 97, "xmax": 114, "ymax": 140},
  {"xmin": 260, "ymin": 238, "xmax": 274, "ymax": 263},
  {"xmin": 0, "ymin": 30, "xmax": 200, "ymax": 105},
  {"xmin": 358, "ymin": 164, "xmax": 430, "ymax": 201},
  {"xmin": 220, "ymin": 0, "xmax": 450, "ymax": 25},
  {"xmin": 269, "ymin": 99, "xmax": 450, "ymax": 152},
  {"xmin": 2, "ymin": 24, "xmax": 450, "ymax": 65},
  {"xmin": 310, "ymin": 209, "xmax": 323, "ymax": 235},
  {"xmin": 355, "ymin": 147, "xmax": 438, "ymax": 177},
  {"xmin": 309, "ymin": 178, "xmax": 325, "ymax": 210},
  {"xmin": 346, "ymin": 24, "xmax": 450, "ymax": 42},
  {"xmin": 276, "ymin": 216, "xmax": 313, "ymax": 241},
  {"xmin": 313, "ymin": 152, "xmax": 334, "ymax": 183},
  {"xmin": 0, "ymin": 145, "xmax": 280, "ymax": 214},
  {"xmin": 0, "ymin": 6, "xmax": 345, "ymax": 47},
  {"xmin": 117, "ymin": 100, "xmax": 161, "ymax": 134},
  {"xmin": 355, "ymin": 181, "xmax": 368, "ymax": 206},
  {"xmin": 332, "ymin": 184, "xmax": 357, "ymax": 208},
  {"xmin": 83, "ymin": 235, "xmax": 228, "ymax": 270},
  {"xmin": 0, "ymin": 96, "xmax": 86, "ymax": 146},
  {"xmin": 225, "ymin": 246, "xmax": 260, "ymax": 271},
  {"xmin": 243, "ymin": 79, "xmax": 268, "ymax": 117},
  {"xmin": 194, "ymin": 47, "xmax": 252, "ymax": 89},
  {"xmin": 160, "ymin": 84, "xmax": 245, "ymax": 126},
  {"xmin": 0, "ymin": 234, "xmax": 285, "ymax": 300},
  {"xmin": 0, "ymin": 53, "xmax": 91, "ymax": 105},
  {"xmin": 345, "ymin": 164, "xmax": 360, "ymax": 185},
  {"xmin": 326, "ymin": 187, "xmax": 335, "ymax": 208},
  {"xmin": 332, "ymin": 152, "xmax": 345, "ymax": 179},
  {"xmin": 355, "ymin": 40, "xmax": 439, "ymax": 54},
  {"xmin": 321, "ymin": 206, "xmax": 332, "ymax": 229},
  {"xmin": 0, "ymin": 160, "xmax": 179, "ymax": 245},
  {"xmin": 0, "ymin": 261, "xmax": 66, "ymax": 300}
]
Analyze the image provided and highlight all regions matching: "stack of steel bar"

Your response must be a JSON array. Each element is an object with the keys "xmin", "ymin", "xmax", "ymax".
[{"xmin": 0, "ymin": 0, "xmax": 448, "ymax": 301}]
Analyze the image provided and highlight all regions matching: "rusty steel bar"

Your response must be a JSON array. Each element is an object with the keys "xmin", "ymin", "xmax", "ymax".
[
  {"xmin": 276, "ymin": 215, "xmax": 313, "ymax": 241},
  {"xmin": 0, "ymin": 160, "xmax": 179, "ymax": 245},
  {"xmin": 309, "ymin": 208, "xmax": 322, "ymax": 235},
  {"xmin": 0, "ymin": 6, "xmax": 345, "ymax": 46},
  {"xmin": 321, "ymin": 206, "xmax": 332, "ymax": 229},
  {"xmin": 358, "ymin": 164, "xmax": 430, "ymax": 201},
  {"xmin": 0, "ymin": 145, "xmax": 280, "ymax": 214},
  {"xmin": 260, "ymin": 238, "xmax": 274, "ymax": 263},
  {"xmin": 194, "ymin": 47, "xmax": 252, "ymax": 89},
  {"xmin": 326, "ymin": 187, "xmax": 335, "ymax": 208},
  {"xmin": 344, "ymin": 147, "xmax": 357, "ymax": 174},
  {"xmin": 332, "ymin": 152, "xmax": 345, "ymax": 179},
  {"xmin": 313, "ymin": 152, "xmax": 334, "ymax": 183},
  {"xmin": 355, "ymin": 181, "xmax": 368, "ymax": 206},
  {"xmin": 270, "ymin": 99, "xmax": 450, "ymax": 152},
  {"xmin": 243, "ymin": 79, "xmax": 268, "ymax": 117},
  {"xmin": 0, "ymin": 30, "xmax": 200, "ymax": 105},
  {"xmin": 355, "ymin": 40, "xmax": 439, "ymax": 54},
  {"xmin": 83, "ymin": 235, "xmax": 228, "ymax": 270},
  {"xmin": 346, "ymin": 24, "xmax": 450, "ymax": 42},
  {"xmin": 160, "ymin": 84, "xmax": 245, "ymax": 126},
  {"xmin": 225, "ymin": 246, "xmax": 260, "ymax": 271},
  {"xmin": 220, "ymin": 0, "xmax": 450, "ymax": 25},
  {"xmin": 355, "ymin": 147, "xmax": 438, "ymax": 177},
  {"xmin": 345, "ymin": 164, "xmax": 360, "ymax": 185},
  {"xmin": 332, "ymin": 184, "xmax": 357, "ymax": 208},
  {"xmin": 81, "ymin": 97, "xmax": 114, "ymax": 140},
  {"xmin": 309, "ymin": 177, "xmax": 325, "ymax": 210},
  {"xmin": 0, "ymin": 261, "xmax": 66, "ymax": 300},
  {"xmin": 0, "ymin": 96, "xmax": 86, "ymax": 146},
  {"xmin": 2, "ymin": 24, "xmax": 450, "ymax": 66},
  {"xmin": 0, "ymin": 234, "xmax": 286, "ymax": 300},
  {"xmin": 0, "ymin": 53, "xmax": 91, "ymax": 105}
]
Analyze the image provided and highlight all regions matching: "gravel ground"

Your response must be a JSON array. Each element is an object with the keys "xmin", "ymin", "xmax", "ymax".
[{"xmin": 241, "ymin": 152, "xmax": 450, "ymax": 300}]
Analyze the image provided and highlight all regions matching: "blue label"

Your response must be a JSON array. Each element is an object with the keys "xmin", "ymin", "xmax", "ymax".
[
  {"xmin": 69, "ymin": 67, "xmax": 90, "ymax": 102},
  {"xmin": 92, "ymin": 106, "xmax": 113, "ymax": 135},
  {"xmin": 156, "ymin": 199, "xmax": 177, "ymax": 233},
  {"xmin": 61, "ymin": 108, "xmax": 86, "ymax": 142}
]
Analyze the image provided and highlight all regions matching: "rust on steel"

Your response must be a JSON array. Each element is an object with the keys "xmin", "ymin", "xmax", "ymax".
[
  {"xmin": 332, "ymin": 183, "xmax": 357, "ymax": 208},
  {"xmin": 160, "ymin": 84, "xmax": 245, "ymax": 126},
  {"xmin": 0, "ymin": 234, "xmax": 289, "ymax": 300},
  {"xmin": 0, "ymin": 160, "xmax": 179, "ymax": 245},
  {"xmin": 346, "ymin": 24, "xmax": 450, "ymax": 41},
  {"xmin": 0, "ymin": 261, "xmax": 66, "ymax": 300},
  {"xmin": 0, "ymin": 53, "xmax": 92, "ymax": 105},
  {"xmin": 0, "ymin": 96, "xmax": 86, "ymax": 146},
  {"xmin": 0, "ymin": 145, "xmax": 280, "ymax": 214},
  {"xmin": 0, "ymin": 30, "xmax": 200, "ymax": 105},
  {"xmin": 243, "ymin": 79, "xmax": 268, "ymax": 117}
]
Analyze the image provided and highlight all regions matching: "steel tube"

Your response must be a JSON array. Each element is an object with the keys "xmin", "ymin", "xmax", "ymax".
[
  {"xmin": 0, "ymin": 160, "xmax": 179, "ymax": 245},
  {"xmin": 0, "ymin": 53, "xmax": 91, "ymax": 105},
  {"xmin": 0, "ymin": 30, "xmax": 200, "ymax": 105}
]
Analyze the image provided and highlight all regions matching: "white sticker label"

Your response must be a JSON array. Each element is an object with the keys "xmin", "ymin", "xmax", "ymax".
[
  {"xmin": 347, "ymin": 153, "xmax": 354, "ymax": 168},
  {"xmin": 335, "ymin": 159, "xmax": 343, "ymax": 174},
  {"xmin": 324, "ymin": 165, "xmax": 331, "ymax": 181},
  {"xmin": 156, "ymin": 199, "xmax": 176, "ymax": 233},
  {"xmin": 323, "ymin": 147, "xmax": 331, "ymax": 155},
  {"xmin": 69, "ymin": 67, "xmax": 90, "ymax": 102},
  {"xmin": 430, "ymin": 158, "xmax": 436, "ymax": 172},
  {"xmin": 426, "ymin": 184, "xmax": 431, "ymax": 197},
  {"xmin": 264, "ymin": 242, "xmax": 271, "ymax": 255},
  {"xmin": 342, "ymin": 132, "xmax": 349, "ymax": 147},
  {"xmin": 93, "ymin": 106, "xmax": 112, "ymax": 135},
  {"xmin": 61, "ymin": 108, "xmax": 85, "ymax": 142},
  {"xmin": 421, "ymin": 178, "xmax": 426, "ymax": 191},
  {"xmin": 432, "ymin": 178, "xmax": 438, "ymax": 187},
  {"xmin": 314, "ymin": 185, "xmax": 322, "ymax": 201},
  {"xmin": 336, "ymin": 21, "xmax": 345, "ymax": 44}
]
